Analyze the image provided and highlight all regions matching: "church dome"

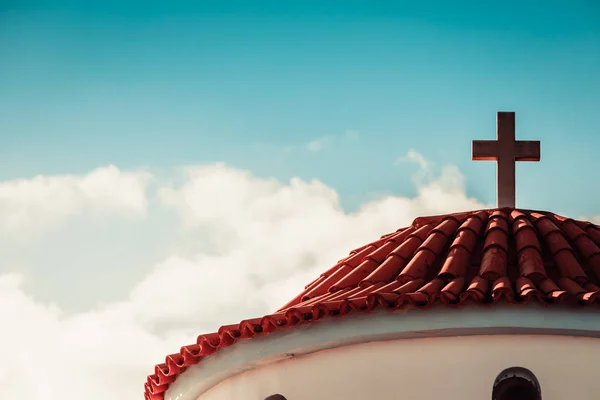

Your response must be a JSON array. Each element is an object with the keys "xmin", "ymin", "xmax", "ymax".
[{"xmin": 144, "ymin": 207, "xmax": 600, "ymax": 400}]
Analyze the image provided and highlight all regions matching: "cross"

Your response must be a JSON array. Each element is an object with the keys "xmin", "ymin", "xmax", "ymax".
[{"xmin": 472, "ymin": 112, "xmax": 540, "ymax": 208}]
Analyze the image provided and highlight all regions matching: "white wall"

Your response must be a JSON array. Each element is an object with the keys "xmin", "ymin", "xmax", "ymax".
[
  {"xmin": 199, "ymin": 334, "xmax": 598, "ymax": 400},
  {"xmin": 165, "ymin": 304, "xmax": 600, "ymax": 400}
]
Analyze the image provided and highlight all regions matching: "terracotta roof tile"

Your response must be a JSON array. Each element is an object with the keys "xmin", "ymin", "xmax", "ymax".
[{"xmin": 144, "ymin": 208, "xmax": 600, "ymax": 400}]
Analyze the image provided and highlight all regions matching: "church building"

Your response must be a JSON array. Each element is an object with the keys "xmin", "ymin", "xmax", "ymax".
[{"xmin": 145, "ymin": 112, "xmax": 600, "ymax": 400}]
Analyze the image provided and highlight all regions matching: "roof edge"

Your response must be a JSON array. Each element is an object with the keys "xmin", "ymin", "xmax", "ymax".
[{"xmin": 164, "ymin": 302, "xmax": 600, "ymax": 400}]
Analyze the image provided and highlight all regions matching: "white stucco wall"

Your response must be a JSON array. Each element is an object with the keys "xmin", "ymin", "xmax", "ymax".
[
  {"xmin": 200, "ymin": 334, "xmax": 597, "ymax": 400},
  {"xmin": 165, "ymin": 303, "xmax": 600, "ymax": 400}
]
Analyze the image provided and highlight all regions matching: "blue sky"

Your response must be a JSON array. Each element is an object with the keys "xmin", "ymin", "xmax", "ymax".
[
  {"xmin": 1, "ymin": 0, "xmax": 599, "ymax": 216},
  {"xmin": 2, "ymin": 3, "xmax": 600, "ymax": 397}
]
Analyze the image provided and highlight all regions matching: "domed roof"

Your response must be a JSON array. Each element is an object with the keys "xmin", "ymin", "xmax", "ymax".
[{"xmin": 145, "ymin": 208, "xmax": 600, "ymax": 400}]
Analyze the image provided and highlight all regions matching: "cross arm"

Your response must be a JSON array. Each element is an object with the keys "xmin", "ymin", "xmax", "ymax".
[
  {"xmin": 472, "ymin": 140, "xmax": 498, "ymax": 160},
  {"xmin": 515, "ymin": 140, "xmax": 541, "ymax": 161}
]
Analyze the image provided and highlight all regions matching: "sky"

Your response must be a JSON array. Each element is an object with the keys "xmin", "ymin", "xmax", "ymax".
[{"xmin": 0, "ymin": 1, "xmax": 599, "ymax": 399}]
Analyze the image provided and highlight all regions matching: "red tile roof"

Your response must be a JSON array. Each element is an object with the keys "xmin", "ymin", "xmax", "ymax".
[{"xmin": 145, "ymin": 208, "xmax": 600, "ymax": 400}]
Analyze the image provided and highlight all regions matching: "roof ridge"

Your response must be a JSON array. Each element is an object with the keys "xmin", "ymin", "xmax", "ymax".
[{"xmin": 410, "ymin": 208, "xmax": 585, "ymax": 229}]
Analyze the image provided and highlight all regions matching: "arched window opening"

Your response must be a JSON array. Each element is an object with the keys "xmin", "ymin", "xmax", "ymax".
[
  {"xmin": 264, "ymin": 395, "xmax": 287, "ymax": 400},
  {"xmin": 492, "ymin": 367, "xmax": 541, "ymax": 400}
]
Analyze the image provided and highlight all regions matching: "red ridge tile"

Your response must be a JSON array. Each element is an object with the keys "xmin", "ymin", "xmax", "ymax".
[
  {"xmin": 302, "ymin": 264, "xmax": 353, "ymax": 300},
  {"xmin": 480, "ymin": 247, "xmax": 508, "ymax": 281},
  {"xmin": 389, "ymin": 236, "xmax": 423, "ymax": 259},
  {"xmin": 517, "ymin": 247, "xmax": 546, "ymax": 282},
  {"xmin": 585, "ymin": 226, "xmax": 600, "ymax": 245},
  {"xmin": 360, "ymin": 253, "xmax": 406, "ymax": 286},
  {"xmin": 438, "ymin": 246, "xmax": 472, "ymax": 278}
]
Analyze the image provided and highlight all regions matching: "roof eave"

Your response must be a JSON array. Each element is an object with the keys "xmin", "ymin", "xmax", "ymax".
[{"xmin": 164, "ymin": 301, "xmax": 600, "ymax": 400}]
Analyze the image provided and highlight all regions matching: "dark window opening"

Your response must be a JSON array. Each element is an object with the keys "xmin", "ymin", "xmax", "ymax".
[
  {"xmin": 492, "ymin": 367, "xmax": 541, "ymax": 400},
  {"xmin": 264, "ymin": 395, "xmax": 287, "ymax": 400}
]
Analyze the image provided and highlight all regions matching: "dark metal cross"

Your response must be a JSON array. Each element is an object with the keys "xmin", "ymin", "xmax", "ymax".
[{"xmin": 472, "ymin": 112, "xmax": 541, "ymax": 208}]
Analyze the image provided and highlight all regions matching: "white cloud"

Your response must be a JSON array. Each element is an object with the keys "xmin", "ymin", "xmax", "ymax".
[
  {"xmin": 579, "ymin": 216, "xmax": 600, "ymax": 225},
  {"xmin": 394, "ymin": 149, "xmax": 429, "ymax": 169},
  {"xmin": 0, "ymin": 165, "xmax": 151, "ymax": 236},
  {"xmin": 305, "ymin": 130, "xmax": 359, "ymax": 152},
  {"xmin": 306, "ymin": 136, "xmax": 332, "ymax": 152},
  {"xmin": 0, "ymin": 155, "xmax": 487, "ymax": 400}
]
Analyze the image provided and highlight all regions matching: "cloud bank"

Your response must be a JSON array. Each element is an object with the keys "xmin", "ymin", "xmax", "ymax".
[
  {"xmin": 0, "ymin": 155, "xmax": 487, "ymax": 399},
  {"xmin": 0, "ymin": 165, "xmax": 151, "ymax": 237}
]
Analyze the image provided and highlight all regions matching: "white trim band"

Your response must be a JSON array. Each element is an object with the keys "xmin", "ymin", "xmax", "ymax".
[{"xmin": 166, "ymin": 302, "xmax": 600, "ymax": 400}]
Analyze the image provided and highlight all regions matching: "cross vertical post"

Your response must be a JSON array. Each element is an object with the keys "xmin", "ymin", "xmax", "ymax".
[{"xmin": 472, "ymin": 112, "xmax": 541, "ymax": 208}]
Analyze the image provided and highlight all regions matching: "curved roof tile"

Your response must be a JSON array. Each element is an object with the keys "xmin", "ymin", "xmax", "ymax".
[{"xmin": 144, "ymin": 208, "xmax": 600, "ymax": 400}]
